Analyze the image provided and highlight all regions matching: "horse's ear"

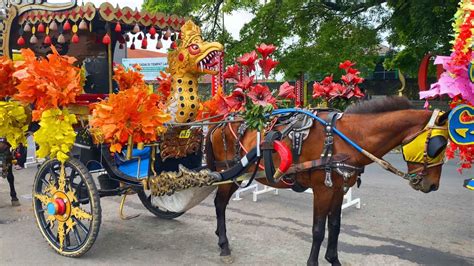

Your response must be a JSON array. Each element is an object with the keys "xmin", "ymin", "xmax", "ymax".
[{"xmin": 436, "ymin": 110, "xmax": 451, "ymax": 126}]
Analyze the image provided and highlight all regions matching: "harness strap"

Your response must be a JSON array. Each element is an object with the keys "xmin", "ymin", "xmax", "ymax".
[{"xmin": 321, "ymin": 112, "xmax": 341, "ymax": 187}]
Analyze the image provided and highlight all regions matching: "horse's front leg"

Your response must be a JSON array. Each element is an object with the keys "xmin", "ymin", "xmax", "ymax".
[
  {"xmin": 7, "ymin": 164, "xmax": 20, "ymax": 206},
  {"xmin": 325, "ymin": 189, "xmax": 344, "ymax": 266},
  {"xmin": 307, "ymin": 186, "xmax": 333, "ymax": 266},
  {"xmin": 214, "ymin": 183, "xmax": 238, "ymax": 263}
]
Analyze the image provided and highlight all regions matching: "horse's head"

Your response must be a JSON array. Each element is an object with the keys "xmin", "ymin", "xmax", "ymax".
[{"xmin": 402, "ymin": 110, "xmax": 450, "ymax": 193}]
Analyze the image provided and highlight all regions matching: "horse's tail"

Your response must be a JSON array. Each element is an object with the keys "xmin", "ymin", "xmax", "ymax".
[{"xmin": 205, "ymin": 125, "xmax": 217, "ymax": 171}]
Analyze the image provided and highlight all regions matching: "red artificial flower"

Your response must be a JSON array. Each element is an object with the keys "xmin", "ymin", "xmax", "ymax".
[
  {"xmin": 223, "ymin": 64, "xmax": 240, "ymax": 81},
  {"xmin": 248, "ymin": 84, "xmax": 276, "ymax": 107},
  {"xmin": 346, "ymin": 67, "xmax": 359, "ymax": 75},
  {"xmin": 256, "ymin": 43, "xmax": 276, "ymax": 59},
  {"xmin": 237, "ymin": 51, "xmax": 258, "ymax": 72},
  {"xmin": 278, "ymin": 81, "xmax": 296, "ymax": 99},
  {"xmin": 339, "ymin": 60, "xmax": 355, "ymax": 70},
  {"xmin": 258, "ymin": 58, "xmax": 279, "ymax": 79},
  {"xmin": 322, "ymin": 75, "xmax": 333, "ymax": 85},
  {"xmin": 225, "ymin": 89, "xmax": 246, "ymax": 111},
  {"xmin": 235, "ymin": 75, "xmax": 255, "ymax": 90}
]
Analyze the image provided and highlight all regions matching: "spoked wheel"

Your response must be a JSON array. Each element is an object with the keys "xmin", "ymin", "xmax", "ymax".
[
  {"xmin": 33, "ymin": 158, "xmax": 101, "ymax": 257},
  {"xmin": 137, "ymin": 189, "xmax": 184, "ymax": 220}
]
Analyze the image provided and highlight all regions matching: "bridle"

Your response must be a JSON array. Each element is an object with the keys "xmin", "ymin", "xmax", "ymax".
[{"xmin": 362, "ymin": 109, "xmax": 448, "ymax": 186}]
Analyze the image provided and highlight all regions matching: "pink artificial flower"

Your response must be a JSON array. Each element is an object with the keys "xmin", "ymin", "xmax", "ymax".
[
  {"xmin": 237, "ymin": 51, "xmax": 258, "ymax": 72},
  {"xmin": 278, "ymin": 81, "xmax": 296, "ymax": 99},
  {"xmin": 248, "ymin": 84, "xmax": 276, "ymax": 107},
  {"xmin": 256, "ymin": 43, "xmax": 277, "ymax": 59},
  {"xmin": 235, "ymin": 75, "xmax": 255, "ymax": 90},
  {"xmin": 225, "ymin": 89, "xmax": 246, "ymax": 111},
  {"xmin": 258, "ymin": 58, "xmax": 279, "ymax": 79},
  {"xmin": 223, "ymin": 64, "xmax": 240, "ymax": 81}
]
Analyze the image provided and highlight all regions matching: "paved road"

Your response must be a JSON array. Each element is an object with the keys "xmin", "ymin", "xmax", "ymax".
[{"xmin": 0, "ymin": 154, "xmax": 473, "ymax": 265}]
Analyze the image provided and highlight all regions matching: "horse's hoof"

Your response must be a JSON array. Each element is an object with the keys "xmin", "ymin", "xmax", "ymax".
[
  {"xmin": 220, "ymin": 255, "xmax": 234, "ymax": 264},
  {"xmin": 11, "ymin": 200, "xmax": 20, "ymax": 207}
]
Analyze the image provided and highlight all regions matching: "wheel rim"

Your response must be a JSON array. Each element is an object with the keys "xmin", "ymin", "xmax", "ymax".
[{"xmin": 33, "ymin": 160, "xmax": 94, "ymax": 253}]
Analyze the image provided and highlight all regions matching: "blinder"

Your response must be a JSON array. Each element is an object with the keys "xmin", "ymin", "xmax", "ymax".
[{"xmin": 401, "ymin": 110, "xmax": 449, "ymax": 175}]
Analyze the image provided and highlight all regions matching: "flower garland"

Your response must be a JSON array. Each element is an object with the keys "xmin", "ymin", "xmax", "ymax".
[
  {"xmin": 0, "ymin": 101, "xmax": 29, "ymax": 149},
  {"xmin": 203, "ymin": 43, "xmax": 291, "ymax": 131},
  {"xmin": 11, "ymin": 46, "xmax": 83, "ymax": 163},
  {"xmin": 90, "ymin": 65, "xmax": 170, "ymax": 153},
  {"xmin": 0, "ymin": 56, "xmax": 28, "ymax": 149},
  {"xmin": 419, "ymin": 0, "xmax": 474, "ymax": 172},
  {"xmin": 312, "ymin": 60, "xmax": 365, "ymax": 109}
]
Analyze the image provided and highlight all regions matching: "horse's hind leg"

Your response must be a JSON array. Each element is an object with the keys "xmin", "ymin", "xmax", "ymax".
[
  {"xmin": 7, "ymin": 165, "xmax": 20, "ymax": 206},
  {"xmin": 214, "ymin": 183, "xmax": 238, "ymax": 262},
  {"xmin": 325, "ymin": 190, "xmax": 344, "ymax": 266}
]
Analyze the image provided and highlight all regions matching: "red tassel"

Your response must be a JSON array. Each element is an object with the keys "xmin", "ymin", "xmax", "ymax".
[
  {"xmin": 38, "ymin": 23, "xmax": 45, "ymax": 33},
  {"xmin": 170, "ymin": 41, "xmax": 177, "ymax": 50},
  {"xmin": 63, "ymin": 21, "xmax": 71, "ymax": 31},
  {"xmin": 130, "ymin": 43, "xmax": 136, "ymax": 50},
  {"xmin": 72, "ymin": 34, "xmax": 79, "ymax": 43},
  {"xmin": 150, "ymin": 34, "xmax": 156, "ymax": 40},
  {"xmin": 115, "ymin": 22, "xmax": 122, "ymax": 33},
  {"xmin": 141, "ymin": 37, "xmax": 148, "ymax": 49},
  {"xmin": 137, "ymin": 33, "xmax": 143, "ymax": 40},
  {"xmin": 102, "ymin": 34, "xmax": 111, "ymax": 45},
  {"xmin": 149, "ymin": 27, "xmax": 157, "ymax": 36},
  {"xmin": 17, "ymin": 36, "xmax": 25, "ymax": 46},
  {"xmin": 44, "ymin": 35, "xmax": 52, "ymax": 45},
  {"xmin": 125, "ymin": 34, "xmax": 130, "ymax": 42}
]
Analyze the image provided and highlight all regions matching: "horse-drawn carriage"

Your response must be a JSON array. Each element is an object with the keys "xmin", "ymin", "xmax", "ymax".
[{"xmin": 0, "ymin": 0, "xmax": 470, "ymax": 264}]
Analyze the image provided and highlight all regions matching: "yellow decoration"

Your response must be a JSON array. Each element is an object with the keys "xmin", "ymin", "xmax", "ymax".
[
  {"xmin": 72, "ymin": 24, "xmax": 78, "ymax": 33},
  {"xmin": 0, "ymin": 101, "xmax": 28, "ymax": 148},
  {"xmin": 34, "ymin": 108, "xmax": 77, "ymax": 163},
  {"xmin": 166, "ymin": 20, "xmax": 223, "ymax": 123}
]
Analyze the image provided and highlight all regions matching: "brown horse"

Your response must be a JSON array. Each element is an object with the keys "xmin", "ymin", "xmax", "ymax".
[{"xmin": 206, "ymin": 97, "xmax": 449, "ymax": 265}]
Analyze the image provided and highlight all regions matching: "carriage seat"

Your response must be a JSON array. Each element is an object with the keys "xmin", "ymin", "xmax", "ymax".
[{"xmin": 115, "ymin": 147, "xmax": 151, "ymax": 179}]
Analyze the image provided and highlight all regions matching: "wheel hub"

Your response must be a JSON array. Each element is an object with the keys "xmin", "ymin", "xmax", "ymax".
[
  {"xmin": 51, "ymin": 191, "xmax": 72, "ymax": 222},
  {"xmin": 46, "ymin": 198, "xmax": 66, "ymax": 215}
]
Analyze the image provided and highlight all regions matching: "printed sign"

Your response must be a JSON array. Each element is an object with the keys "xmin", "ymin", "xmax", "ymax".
[
  {"xmin": 448, "ymin": 104, "xmax": 474, "ymax": 145},
  {"xmin": 122, "ymin": 57, "xmax": 168, "ymax": 81}
]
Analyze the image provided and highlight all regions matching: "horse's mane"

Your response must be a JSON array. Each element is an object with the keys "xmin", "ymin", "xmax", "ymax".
[{"xmin": 345, "ymin": 96, "xmax": 414, "ymax": 114}]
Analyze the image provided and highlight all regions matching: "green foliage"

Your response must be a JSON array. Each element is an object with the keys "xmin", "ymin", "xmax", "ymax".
[
  {"xmin": 383, "ymin": 0, "xmax": 458, "ymax": 76},
  {"xmin": 244, "ymin": 103, "xmax": 273, "ymax": 131},
  {"xmin": 144, "ymin": 0, "xmax": 458, "ymax": 82}
]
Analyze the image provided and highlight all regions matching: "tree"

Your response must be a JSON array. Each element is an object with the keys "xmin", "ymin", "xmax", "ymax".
[
  {"xmin": 143, "ymin": 0, "xmax": 458, "ymax": 80},
  {"xmin": 383, "ymin": 0, "xmax": 459, "ymax": 77}
]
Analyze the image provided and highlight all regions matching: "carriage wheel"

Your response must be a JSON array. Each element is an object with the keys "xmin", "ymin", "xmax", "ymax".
[
  {"xmin": 32, "ymin": 158, "xmax": 101, "ymax": 257},
  {"xmin": 137, "ymin": 189, "xmax": 184, "ymax": 219}
]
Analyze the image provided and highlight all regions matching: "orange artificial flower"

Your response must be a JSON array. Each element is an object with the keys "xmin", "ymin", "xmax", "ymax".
[
  {"xmin": 156, "ymin": 71, "xmax": 172, "ymax": 102},
  {"xmin": 113, "ymin": 64, "xmax": 147, "ymax": 91},
  {"xmin": 90, "ymin": 86, "xmax": 170, "ymax": 152},
  {"xmin": 0, "ymin": 56, "xmax": 18, "ymax": 99},
  {"xmin": 13, "ymin": 47, "xmax": 83, "ymax": 120}
]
